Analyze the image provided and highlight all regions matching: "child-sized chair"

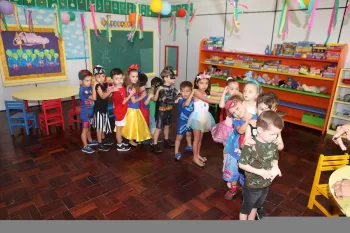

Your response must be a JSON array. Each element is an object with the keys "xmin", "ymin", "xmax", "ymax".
[
  {"xmin": 39, "ymin": 99, "xmax": 65, "ymax": 135},
  {"xmin": 209, "ymin": 83, "xmax": 220, "ymax": 113},
  {"xmin": 68, "ymin": 106, "xmax": 81, "ymax": 127},
  {"xmin": 5, "ymin": 100, "xmax": 38, "ymax": 135},
  {"xmin": 307, "ymin": 153, "xmax": 350, "ymax": 216}
]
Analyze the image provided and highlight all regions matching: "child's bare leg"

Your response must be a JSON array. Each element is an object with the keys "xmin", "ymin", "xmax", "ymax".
[
  {"xmin": 248, "ymin": 208, "xmax": 257, "ymax": 220},
  {"xmin": 96, "ymin": 131, "xmax": 102, "ymax": 143},
  {"xmin": 175, "ymin": 134, "xmax": 183, "ymax": 154},
  {"xmin": 164, "ymin": 125, "xmax": 170, "ymax": 140},
  {"xmin": 116, "ymin": 126, "xmax": 123, "ymax": 144},
  {"xmin": 81, "ymin": 128, "xmax": 89, "ymax": 147},
  {"xmin": 101, "ymin": 132, "xmax": 105, "ymax": 140},
  {"xmin": 197, "ymin": 132, "xmax": 207, "ymax": 162},
  {"xmin": 129, "ymin": 140, "xmax": 137, "ymax": 146},
  {"xmin": 192, "ymin": 130, "xmax": 204, "ymax": 166},
  {"xmin": 185, "ymin": 132, "xmax": 192, "ymax": 147},
  {"xmin": 153, "ymin": 128, "xmax": 161, "ymax": 144},
  {"xmin": 86, "ymin": 128, "xmax": 92, "ymax": 142},
  {"xmin": 239, "ymin": 213, "xmax": 248, "ymax": 220}
]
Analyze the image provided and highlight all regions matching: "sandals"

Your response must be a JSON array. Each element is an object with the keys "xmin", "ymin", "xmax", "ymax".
[
  {"xmin": 198, "ymin": 156, "xmax": 207, "ymax": 162},
  {"xmin": 192, "ymin": 159, "xmax": 205, "ymax": 168}
]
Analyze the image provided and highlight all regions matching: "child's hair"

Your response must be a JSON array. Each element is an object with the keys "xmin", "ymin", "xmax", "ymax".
[
  {"xmin": 164, "ymin": 66, "xmax": 173, "ymax": 71},
  {"xmin": 180, "ymin": 81, "xmax": 192, "ymax": 90},
  {"xmin": 257, "ymin": 110, "xmax": 284, "ymax": 131},
  {"xmin": 256, "ymin": 92, "xmax": 279, "ymax": 109},
  {"xmin": 78, "ymin": 69, "xmax": 93, "ymax": 80},
  {"xmin": 246, "ymin": 80, "xmax": 261, "ymax": 93},
  {"xmin": 226, "ymin": 77, "xmax": 238, "ymax": 86},
  {"xmin": 138, "ymin": 73, "xmax": 148, "ymax": 87},
  {"xmin": 110, "ymin": 68, "xmax": 123, "ymax": 78},
  {"xmin": 193, "ymin": 72, "xmax": 211, "ymax": 95},
  {"xmin": 228, "ymin": 94, "xmax": 244, "ymax": 103},
  {"xmin": 160, "ymin": 68, "xmax": 175, "ymax": 80},
  {"xmin": 151, "ymin": 77, "xmax": 163, "ymax": 94},
  {"xmin": 125, "ymin": 64, "xmax": 140, "ymax": 92}
]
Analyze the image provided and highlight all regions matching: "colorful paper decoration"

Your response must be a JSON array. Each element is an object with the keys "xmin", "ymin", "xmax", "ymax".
[
  {"xmin": 128, "ymin": 3, "xmax": 141, "ymax": 42},
  {"xmin": 278, "ymin": 0, "xmax": 289, "ymax": 38},
  {"xmin": 52, "ymin": 3, "xmax": 63, "ymax": 37},
  {"xmin": 325, "ymin": 0, "xmax": 339, "ymax": 44},
  {"xmin": 346, "ymin": 3, "xmax": 350, "ymax": 16},
  {"xmin": 228, "ymin": 0, "xmax": 248, "ymax": 33},
  {"xmin": 80, "ymin": 13, "xmax": 85, "ymax": 31},
  {"xmin": 139, "ymin": 14, "xmax": 144, "ymax": 40},
  {"xmin": 106, "ymin": 14, "xmax": 112, "ymax": 42},
  {"xmin": 169, "ymin": 11, "xmax": 176, "ymax": 41},
  {"xmin": 90, "ymin": 2, "xmax": 100, "ymax": 37},
  {"xmin": 28, "ymin": 9, "xmax": 34, "ymax": 32},
  {"xmin": 306, "ymin": 0, "xmax": 318, "ymax": 30},
  {"xmin": 0, "ymin": 0, "xmax": 14, "ymax": 15},
  {"xmin": 12, "ymin": 3, "xmax": 23, "ymax": 31},
  {"xmin": 0, "ymin": 13, "xmax": 8, "ymax": 32}
]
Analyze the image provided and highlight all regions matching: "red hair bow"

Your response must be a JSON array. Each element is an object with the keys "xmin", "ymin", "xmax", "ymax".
[{"xmin": 127, "ymin": 64, "xmax": 139, "ymax": 72}]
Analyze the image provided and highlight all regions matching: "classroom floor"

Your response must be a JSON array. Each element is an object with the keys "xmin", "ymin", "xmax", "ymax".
[{"xmin": 0, "ymin": 101, "xmax": 346, "ymax": 220}]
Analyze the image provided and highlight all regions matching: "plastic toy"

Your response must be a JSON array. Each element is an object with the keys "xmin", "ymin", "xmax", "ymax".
[
  {"xmin": 271, "ymin": 75, "xmax": 280, "ymax": 86},
  {"xmin": 286, "ymin": 77, "xmax": 293, "ymax": 88},
  {"xmin": 244, "ymin": 71, "xmax": 253, "ymax": 80},
  {"xmin": 257, "ymin": 75, "xmax": 265, "ymax": 83},
  {"xmin": 279, "ymin": 80, "xmax": 285, "ymax": 87},
  {"xmin": 262, "ymin": 74, "xmax": 271, "ymax": 84},
  {"xmin": 300, "ymin": 84, "xmax": 328, "ymax": 94},
  {"xmin": 265, "ymin": 45, "xmax": 271, "ymax": 55},
  {"xmin": 292, "ymin": 81, "xmax": 300, "ymax": 89}
]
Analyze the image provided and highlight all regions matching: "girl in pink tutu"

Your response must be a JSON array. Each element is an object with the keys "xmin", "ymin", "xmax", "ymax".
[{"xmin": 211, "ymin": 77, "xmax": 242, "ymax": 146}]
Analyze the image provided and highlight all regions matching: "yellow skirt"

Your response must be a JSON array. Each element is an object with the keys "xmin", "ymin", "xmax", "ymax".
[{"xmin": 121, "ymin": 108, "xmax": 151, "ymax": 142}]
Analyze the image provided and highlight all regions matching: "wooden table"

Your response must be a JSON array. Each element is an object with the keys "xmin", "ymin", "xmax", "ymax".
[
  {"xmin": 329, "ymin": 166, "xmax": 350, "ymax": 217},
  {"xmin": 12, "ymin": 85, "xmax": 80, "ymax": 111}
]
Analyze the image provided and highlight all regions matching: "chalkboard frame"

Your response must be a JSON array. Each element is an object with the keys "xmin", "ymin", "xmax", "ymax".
[
  {"xmin": 87, "ymin": 28, "xmax": 156, "ymax": 78},
  {"xmin": 164, "ymin": 45, "xmax": 179, "ymax": 76}
]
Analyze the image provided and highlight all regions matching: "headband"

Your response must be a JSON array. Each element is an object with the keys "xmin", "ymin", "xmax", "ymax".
[
  {"xmin": 227, "ymin": 77, "xmax": 233, "ymax": 81},
  {"xmin": 197, "ymin": 72, "xmax": 211, "ymax": 80},
  {"xmin": 93, "ymin": 65, "xmax": 106, "ymax": 75},
  {"xmin": 127, "ymin": 64, "xmax": 139, "ymax": 73},
  {"xmin": 247, "ymin": 79, "xmax": 261, "ymax": 93}
]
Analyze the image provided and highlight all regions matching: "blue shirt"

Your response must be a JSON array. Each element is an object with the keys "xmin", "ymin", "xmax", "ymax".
[
  {"xmin": 224, "ymin": 114, "xmax": 258, "ymax": 160},
  {"xmin": 79, "ymin": 85, "xmax": 94, "ymax": 110},
  {"xmin": 178, "ymin": 98, "xmax": 194, "ymax": 123}
]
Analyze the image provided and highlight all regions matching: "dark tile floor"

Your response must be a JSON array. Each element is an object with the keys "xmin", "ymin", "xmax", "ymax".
[{"xmin": 0, "ymin": 101, "xmax": 347, "ymax": 220}]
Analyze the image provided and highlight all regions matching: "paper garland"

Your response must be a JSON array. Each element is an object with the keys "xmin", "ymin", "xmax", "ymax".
[
  {"xmin": 307, "ymin": 0, "xmax": 318, "ymax": 30},
  {"xmin": 346, "ymin": 3, "xmax": 350, "ymax": 16},
  {"xmin": 169, "ymin": 12, "xmax": 176, "ymax": 41},
  {"xmin": 12, "ymin": 3, "xmax": 23, "ymax": 31},
  {"xmin": 128, "ymin": 3, "xmax": 140, "ymax": 42},
  {"xmin": 90, "ymin": 3, "xmax": 100, "ymax": 37},
  {"xmin": 278, "ymin": 0, "xmax": 289, "ymax": 38},
  {"xmin": 228, "ymin": 0, "xmax": 248, "ymax": 33},
  {"xmin": 325, "ymin": 0, "xmax": 339, "ymax": 44},
  {"xmin": 158, "ymin": 13, "xmax": 161, "ymax": 40},
  {"xmin": 101, "ymin": 17, "xmax": 131, "ymax": 28},
  {"xmin": 80, "ymin": 13, "xmax": 85, "ymax": 31},
  {"xmin": 28, "ymin": 9, "xmax": 34, "ymax": 32}
]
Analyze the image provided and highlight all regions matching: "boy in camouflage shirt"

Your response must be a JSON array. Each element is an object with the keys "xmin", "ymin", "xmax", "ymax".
[{"xmin": 238, "ymin": 111, "xmax": 284, "ymax": 220}]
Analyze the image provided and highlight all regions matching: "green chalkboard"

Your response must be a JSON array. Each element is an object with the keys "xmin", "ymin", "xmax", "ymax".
[{"xmin": 88, "ymin": 29, "xmax": 155, "ymax": 76}]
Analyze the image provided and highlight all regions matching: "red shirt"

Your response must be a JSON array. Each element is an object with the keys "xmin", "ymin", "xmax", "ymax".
[{"xmin": 112, "ymin": 87, "xmax": 128, "ymax": 121}]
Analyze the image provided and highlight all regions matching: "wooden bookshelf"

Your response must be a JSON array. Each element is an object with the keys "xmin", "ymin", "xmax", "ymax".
[{"xmin": 198, "ymin": 39, "xmax": 348, "ymax": 134}]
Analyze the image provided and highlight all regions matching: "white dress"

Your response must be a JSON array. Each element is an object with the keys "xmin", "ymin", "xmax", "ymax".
[{"xmin": 186, "ymin": 99, "xmax": 216, "ymax": 133}]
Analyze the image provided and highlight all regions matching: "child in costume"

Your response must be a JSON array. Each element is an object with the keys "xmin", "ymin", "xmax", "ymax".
[
  {"xmin": 138, "ymin": 73, "xmax": 154, "ymax": 126},
  {"xmin": 121, "ymin": 64, "xmax": 151, "ymax": 146},
  {"xmin": 243, "ymin": 80, "xmax": 261, "ymax": 115},
  {"xmin": 78, "ymin": 69, "xmax": 97, "ymax": 154},
  {"xmin": 186, "ymin": 72, "xmax": 221, "ymax": 167},
  {"xmin": 211, "ymin": 77, "xmax": 241, "ymax": 145},
  {"xmin": 175, "ymin": 81, "xmax": 195, "ymax": 161},
  {"xmin": 149, "ymin": 77, "xmax": 163, "ymax": 140},
  {"xmin": 223, "ymin": 95, "xmax": 257, "ymax": 201},
  {"xmin": 152, "ymin": 68, "xmax": 178, "ymax": 153},
  {"xmin": 239, "ymin": 111, "xmax": 283, "ymax": 220},
  {"xmin": 91, "ymin": 65, "xmax": 114, "ymax": 152},
  {"xmin": 111, "ymin": 68, "xmax": 134, "ymax": 152}
]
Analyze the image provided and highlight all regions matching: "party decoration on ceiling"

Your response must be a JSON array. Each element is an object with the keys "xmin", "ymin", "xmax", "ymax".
[
  {"xmin": 68, "ymin": 12, "xmax": 75, "ymax": 22},
  {"xmin": 52, "ymin": 4, "xmax": 63, "ymax": 37},
  {"xmin": 128, "ymin": 3, "xmax": 143, "ymax": 42},
  {"xmin": 158, "ymin": 13, "xmax": 161, "ymax": 40},
  {"xmin": 184, "ymin": 0, "xmax": 196, "ymax": 31},
  {"xmin": 129, "ymin": 12, "xmax": 141, "ymax": 27},
  {"xmin": 169, "ymin": 11, "xmax": 176, "ymax": 41},
  {"xmin": 106, "ymin": 14, "xmax": 112, "ymax": 42},
  {"xmin": 27, "ymin": 9, "xmax": 33, "ymax": 32},
  {"xmin": 278, "ymin": 0, "xmax": 289, "ymax": 39},
  {"xmin": 12, "ymin": 3, "xmax": 22, "ymax": 31},
  {"xmin": 0, "ymin": 0, "xmax": 14, "ymax": 15},
  {"xmin": 177, "ymin": 8, "xmax": 186, "ymax": 18},
  {"xmin": 160, "ymin": 1, "xmax": 171, "ymax": 16},
  {"xmin": 90, "ymin": 2, "xmax": 100, "ymax": 37},
  {"xmin": 139, "ymin": 13, "xmax": 144, "ymax": 40},
  {"xmin": 80, "ymin": 13, "xmax": 85, "ymax": 31},
  {"xmin": 325, "ymin": 0, "xmax": 339, "ymax": 44},
  {"xmin": 228, "ymin": 0, "xmax": 248, "ymax": 34},
  {"xmin": 101, "ymin": 17, "xmax": 131, "ymax": 28},
  {"xmin": 346, "ymin": 3, "xmax": 350, "ymax": 16},
  {"xmin": 61, "ymin": 12, "xmax": 70, "ymax": 24},
  {"xmin": 306, "ymin": 0, "xmax": 318, "ymax": 30},
  {"xmin": 150, "ymin": 0, "xmax": 163, "ymax": 13}
]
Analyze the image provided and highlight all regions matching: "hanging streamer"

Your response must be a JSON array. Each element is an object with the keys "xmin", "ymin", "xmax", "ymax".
[
  {"xmin": 169, "ymin": 13, "xmax": 174, "ymax": 35},
  {"xmin": 128, "ymin": 3, "xmax": 140, "ymax": 42},
  {"xmin": 185, "ymin": 0, "xmax": 190, "ymax": 30},
  {"xmin": 346, "ymin": 3, "xmax": 350, "ymax": 16},
  {"xmin": 306, "ymin": 0, "xmax": 315, "ymax": 15},
  {"xmin": 90, "ymin": 3, "xmax": 99, "ymax": 37},
  {"xmin": 28, "ymin": 10, "xmax": 34, "ymax": 32},
  {"xmin": 228, "ymin": 0, "xmax": 248, "ymax": 33},
  {"xmin": 189, "ymin": 9, "xmax": 196, "ymax": 23},
  {"xmin": 52, "ymin": 4, "xmax": 63, "ymax": 37},
  {"xmin": 12, "ymin": 3, "xmax": 22, "ymax": 31},
  {"xmin": 293, "ymin": 0, "xmax": 306, "ymax": 9},
  {"xmin": 0, "ymin": 13, "xmax": 8, "ymax": 32},
  {"xmin": 80, "ymin": 13, "xmax": 85, "ymax": 31},
  {"xmin": 334, "ymin": 0, "xmax": 339, "ymax": 27},
  {"xmin": 53, "ymin": 13, "xmax": 59, "ymax": 37},
  {"xmin": 158, "ymin": 13, "xmax": 161, "ymax": 40},
  {"xmin": 278, "ymin": 0, "xmax": 288, "ymax": 37},
  {"xmin": 173, "ymin": 11, "xmax": 176, "ymax": 41},
  {"xmin": 106, "ymin": 15, "xmax": 111, "ymax": 42},
  {"xmin": 325, "ymin": 0, "xmax": 338, "ymax": 44},
  {"xmin": 139, "ymin": 15, "xmax": 144, "ymax": 40},
  {"xmin": 307, "ymin": 0, "xmax": 318, "ymax": 30}
]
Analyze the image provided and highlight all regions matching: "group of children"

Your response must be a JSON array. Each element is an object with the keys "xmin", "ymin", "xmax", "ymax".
[{"xmin": 78, "ymin": 64, "xmax": 285, "ymax": 220}]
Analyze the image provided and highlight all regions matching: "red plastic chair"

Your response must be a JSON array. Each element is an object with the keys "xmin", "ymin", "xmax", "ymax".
[
  {"xmin": 39, "ymin": 99, "xmax": 65, "ymax": 135},
  {"xmin": 68, "ymin": 106, "xmax": 81, "ymax": 127}
]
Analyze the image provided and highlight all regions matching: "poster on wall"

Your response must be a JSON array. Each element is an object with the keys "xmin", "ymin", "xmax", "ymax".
[{"xmin": 0, "ymin": 26, "xmax": 67, "ymax": 87}]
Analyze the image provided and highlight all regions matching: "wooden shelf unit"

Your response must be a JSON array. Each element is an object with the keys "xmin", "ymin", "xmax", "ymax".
[
  {"xmin": 198, "ymin": 39, "xmax": 348, "ymax": 134},
  {"xmin": 327, "ymin": 68, "xmax": 350, "ymax": 135}
]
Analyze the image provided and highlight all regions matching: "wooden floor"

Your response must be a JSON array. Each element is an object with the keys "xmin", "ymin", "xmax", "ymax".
[{"xmin": 0, "ymin": 101, "xmax": 346, "ymax": 220}]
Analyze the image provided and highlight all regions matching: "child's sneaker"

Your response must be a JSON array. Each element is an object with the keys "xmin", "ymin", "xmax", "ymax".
[
  {"xmin": 256, "ymin": 207, "xmax": 264, "ymax": 220},
  {"xmin": 164, "ymin": 139, "xmax": 175, "ymax": 147},
  {"xmin": 175, "ymin": 152, "xmax": 182, "ymax": 161},
  {"xmin": 152, "ymin": 144, "xmax": 162, "ymax": 153},
  {"xmin": 82, "ymin": 146, "xmax": 95, "ymax": 154},
  {"xmin": 88, "ymin": 140, "xmax": 98, "ymax": 147},
  {"xmin": 224, "ymin": 189, "xmax": 237, "ymax": 200},
  {"xmin": 102, "ymin": 138, "xmax": 114, "ymax": 146},
  {"xmin": 117, "ymin": 143, "xmax": 131, "ymax": 151},
  {"xmin": 185, "ymin": 146, "xmax": 193, "ymax": 152},
  {"xmin": 98, "ymin": 144, "xmax": 110, "ymax": 151}
]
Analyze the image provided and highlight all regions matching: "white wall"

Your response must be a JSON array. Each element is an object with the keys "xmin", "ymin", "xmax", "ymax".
[{"xmin": 2, "ymin": 0, "xmax": 350, "ymax": 111}]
